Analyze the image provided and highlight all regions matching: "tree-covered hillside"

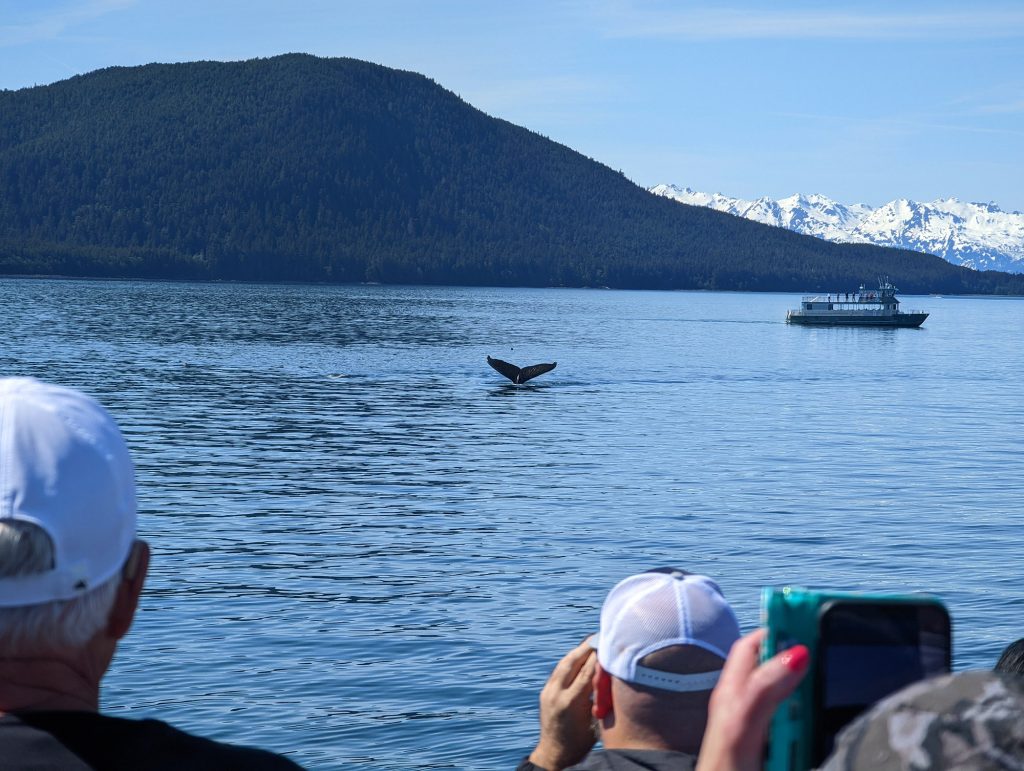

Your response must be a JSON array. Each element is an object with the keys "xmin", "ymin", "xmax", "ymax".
[{"xmin": 1, "ymin": 53, "xmax": 1021, "ymax": 293}]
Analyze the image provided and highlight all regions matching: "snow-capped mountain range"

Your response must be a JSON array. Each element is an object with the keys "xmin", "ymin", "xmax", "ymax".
[{"xmin": 650, "ymin": 184, "xmax": 1024, "ymax": 274}]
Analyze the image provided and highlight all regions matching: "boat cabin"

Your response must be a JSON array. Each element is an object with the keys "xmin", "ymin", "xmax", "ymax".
[{"xmin": 798, "ymin": 282, "xmax": 901, "ymax": 312}]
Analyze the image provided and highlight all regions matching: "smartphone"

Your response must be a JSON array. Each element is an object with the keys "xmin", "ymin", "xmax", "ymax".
[{"xmin": 761, "ymin": 587, "xmax": 952, "ymax": 771}]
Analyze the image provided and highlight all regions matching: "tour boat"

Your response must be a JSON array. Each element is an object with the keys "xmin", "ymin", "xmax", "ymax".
[{"xmin": 786, "ymin": 280, "xmax": 928, "ymax": 327}]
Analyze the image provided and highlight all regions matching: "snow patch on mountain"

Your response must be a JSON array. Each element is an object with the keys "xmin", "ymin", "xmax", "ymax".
[{"xmin": 650, "ymin": 184, "xmax": 1024, "ymax": 273}]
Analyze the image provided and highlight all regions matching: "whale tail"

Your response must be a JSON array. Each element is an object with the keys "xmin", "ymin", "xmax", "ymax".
[{"xmin": 487, "ymin": 356, "xmax": 556, "ymax": 384}]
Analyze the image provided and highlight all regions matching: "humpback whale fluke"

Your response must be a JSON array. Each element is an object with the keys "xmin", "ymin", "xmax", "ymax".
[{"xmin": 487, "ymin": 356, "xmax": 556, "ymax": 384}]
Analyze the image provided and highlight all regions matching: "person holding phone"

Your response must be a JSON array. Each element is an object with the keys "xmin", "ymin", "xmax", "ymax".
[{"xmin": 695, "ymin": 630, "xmax": 1024, "ymax": 770}]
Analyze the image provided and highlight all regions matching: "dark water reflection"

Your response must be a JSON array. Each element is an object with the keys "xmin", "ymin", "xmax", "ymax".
[{"xmin": 1, "ymin": 279, "xmax": 1022, "ymax": 769}]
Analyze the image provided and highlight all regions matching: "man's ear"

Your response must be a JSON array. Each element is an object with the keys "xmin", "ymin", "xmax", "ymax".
[
  {"xmin": 106, "ymin": 540, "xmax": 150, "ymax": 640},
  {"xmin": 592, "ymin": 661, "xmax": 614, "ymax": 719}
]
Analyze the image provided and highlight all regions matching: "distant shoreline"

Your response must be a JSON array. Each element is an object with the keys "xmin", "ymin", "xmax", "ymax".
[{"xmin": 3, "ymin": 272, "xmax": 1021, "ymax": 298}]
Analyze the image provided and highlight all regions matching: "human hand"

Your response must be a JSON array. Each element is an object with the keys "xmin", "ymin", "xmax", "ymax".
[
  {"xmin": 527, "ymin": 637, "xmax": 598, "ymax": 771},
  {"xmin": 696, "ymin": 628, "xmax": 809, "ymax": 771}
]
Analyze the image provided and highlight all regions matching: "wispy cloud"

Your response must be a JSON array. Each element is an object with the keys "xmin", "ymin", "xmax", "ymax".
[
  {"xmin": 931, "ymin": 84, "xmax": 1024, "ymax": 118},
  {"xmin": 971, "ymin": 98, "xmax": 1024, "ymax": 115},
  {"xmin": 594, "ymin": 3, "xmax": 1024, "ymax": 41},
  {"xmin": 0, "ymin": 0, "xmax": 135, "ymax": 47},
  {"xmin": 773, "ymin": 110, "xmax": 1024, "ymax": 137}
]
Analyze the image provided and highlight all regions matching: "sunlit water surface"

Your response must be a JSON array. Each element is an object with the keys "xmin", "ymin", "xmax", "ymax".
[{"xmin": 2, "ymin": 279, "xmax": 1021, "ymax": 769}]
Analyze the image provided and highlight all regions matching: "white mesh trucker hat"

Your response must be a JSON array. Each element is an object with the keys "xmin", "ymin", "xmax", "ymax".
[
  {"xmin": 0, "ymin": 378, "xmax": 136, "ymax": 607},
  {"xmin": 593, "ymin": 568, "xmax": 741, "ymax": 692}
]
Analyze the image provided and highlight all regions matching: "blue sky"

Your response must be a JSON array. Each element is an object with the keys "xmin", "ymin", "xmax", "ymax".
[{"xmin": 2, "ymin": 0, "xmax": 1022, "ymax": 210}]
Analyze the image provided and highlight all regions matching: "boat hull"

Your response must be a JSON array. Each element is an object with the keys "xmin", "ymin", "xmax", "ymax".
[{"xmin": 787, "ymin": 312, "xmax": 928, "ymax": 328}]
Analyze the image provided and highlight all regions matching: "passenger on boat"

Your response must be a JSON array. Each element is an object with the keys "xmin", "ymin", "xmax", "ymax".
[
  {"xmin": 0, "ymin": 378, "xmax": 302, "ymax": 770},
  {"xmin": 519, "ymin": 569, "xmax": 741, "ymax": 771}
]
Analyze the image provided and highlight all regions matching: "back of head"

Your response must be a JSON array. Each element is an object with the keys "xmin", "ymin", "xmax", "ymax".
[
  {"xmin": 0, "ymin": 378, "xmax": 137, "ymax": 653},
  {"xmin": 994, "ymin": 638, "xmax": 1024, "ymax": 676},
  {"xmin": 612, "ymin": 642, "xmax": 728, "ymax": 743},
  {"xmin": 821, "ymin": 670, "xmax": 1024, "ymax": 771},
  {"xmin": 595, "ymin": 568, "xmax": 741, "ymax": 745}
]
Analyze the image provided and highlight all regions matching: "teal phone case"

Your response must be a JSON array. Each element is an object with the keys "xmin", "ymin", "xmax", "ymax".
[{"xmin": 760, "ymin": 586, "xmax": 948, "ymax": 771}]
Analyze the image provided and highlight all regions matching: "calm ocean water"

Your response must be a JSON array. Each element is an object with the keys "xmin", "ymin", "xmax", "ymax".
[{"xmin": 1, "ymin": 278, "xmax": 1021, "ymax": 769}]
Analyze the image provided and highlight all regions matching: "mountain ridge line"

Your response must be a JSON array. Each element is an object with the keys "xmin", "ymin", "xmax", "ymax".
[{"xmin": 1, "ymin": 53, "xmax": 1022, "ymax": 294}]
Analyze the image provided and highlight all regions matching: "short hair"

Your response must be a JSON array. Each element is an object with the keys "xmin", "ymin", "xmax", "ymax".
[
  {"xmin": 0, "ymin": 520, "xmax": 120, "ymax": 653},
  {"xmin": 621, "ymin": 644, "xmax": 726, "ymax": 705},
  {"xmin": 995, "ymin": 638, "xmax": 1024, "ymax": 676},
  {"xmin": 609, "ymin": 644, "xmax": 722, "ymax": 748}
]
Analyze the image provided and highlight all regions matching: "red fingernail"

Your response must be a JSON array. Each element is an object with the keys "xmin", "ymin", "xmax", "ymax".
[{"xmin": 783, "ymin": 645, "xmax": 810, "ymax": 672}]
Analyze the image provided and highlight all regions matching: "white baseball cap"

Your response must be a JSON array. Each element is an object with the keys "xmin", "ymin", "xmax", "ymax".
[
  {"xmin": 0, "ymin": 378, "xmax": 136, "ymax": 607},
  {"xmin": 593, "ymin": 568, "xmax": 741, "ymax": 692}
]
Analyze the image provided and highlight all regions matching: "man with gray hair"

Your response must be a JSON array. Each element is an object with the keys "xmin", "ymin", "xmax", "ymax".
[{"xmin": 0, "ymin": 377, "xmax": 301, "ymax": 768}]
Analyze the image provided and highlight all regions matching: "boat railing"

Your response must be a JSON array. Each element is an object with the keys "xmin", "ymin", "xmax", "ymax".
[
  {"xmin": 799, "ymin": 294, "xmax": 886, "ymax": 303},
  {"xmin": 797, "ymin": 307, "xmax": 891, "ymax": 315},
  {"xmin": 792, "ymin": 304, "xmax": 926, "ymax": 315}
]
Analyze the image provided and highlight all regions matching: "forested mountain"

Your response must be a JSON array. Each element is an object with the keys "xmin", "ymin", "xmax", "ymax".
[{"xmin": 1, "ymin": 54, "xmax": 1021, "ymax": 293}]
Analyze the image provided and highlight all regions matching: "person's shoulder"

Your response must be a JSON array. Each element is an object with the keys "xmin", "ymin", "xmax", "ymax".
[
  {"xmin": 0, "ymin": 713, "xmax": 94, "ymax": 769},
  {"xmin": 113, "ymin": 714, "xmax": 304, "ymax": 770},
  {"xmin": 565, "ymin": 748, "xmax": 698, "ymax": 771},
  {"xmin": 13, "ymin": 711, "xmax": 304, "ymax": 770}
]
